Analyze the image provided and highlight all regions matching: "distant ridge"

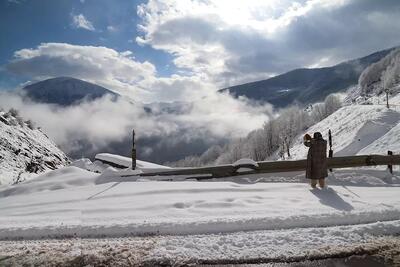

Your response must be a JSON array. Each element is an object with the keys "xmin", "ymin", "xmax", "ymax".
[
  {"xmin": 220, "ymin": 47, "xmax": 398, "ymax": 107},
  {"xmin": 22, "ymin": 77, "xmax": 118, "ymax": 106}
]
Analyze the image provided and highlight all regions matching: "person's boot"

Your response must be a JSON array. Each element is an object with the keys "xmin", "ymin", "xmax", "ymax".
[
  {"xmin": 311, "ymin": 180, "xmax": 317, "ymax": 189},
  {"xmin": 318, "ymin": 178, "xmax": 325, "ymax": 188}
]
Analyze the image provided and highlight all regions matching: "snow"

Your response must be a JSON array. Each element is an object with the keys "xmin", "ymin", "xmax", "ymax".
[
  {"xmin": 0, "ymin": 224, "xmax": 396, "ymax": 265},
  {"xmin": 0, "ymin": 110, "xmax": 69, "ymax": 185},
  {"xmin": 359, "ymin": 122, "xmax": 400, "ymax": 155},
  {"xmin": 95, "ymin": 153, "xmax": 170, "ymax": 169},
  {"xmin": 0, "ymin": 164, "xmax": 400, "ymax": 242},
  {"xmin": 232, "ymin": 158, "xmax": 259, "ymax": 167},
  {"xmin": 290, "ymin": 104, "xmax": 400, "ymax": 159},
  {"xmin": 0, "ymin": 167, "xmax": 98, "ymax": 198}
]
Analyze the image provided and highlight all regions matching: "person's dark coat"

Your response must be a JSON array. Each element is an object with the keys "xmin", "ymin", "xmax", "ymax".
[{"xmin": 304, "ymin": 134, "xmax": 328, "ymax": 179}]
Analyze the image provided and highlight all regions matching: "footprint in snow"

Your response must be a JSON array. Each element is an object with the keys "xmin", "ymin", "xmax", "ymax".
[{"xmin": 173, "ymin": 202, "xmax": 190, "ymax": 209}]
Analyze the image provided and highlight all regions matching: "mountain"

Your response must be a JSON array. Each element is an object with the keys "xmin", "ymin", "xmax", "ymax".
[
  {"xmin": 220, "ymin": 47, "xmax": 397, "ymax": 107},
  {"xmin": 0, "ymin": 109, "xmax": 69, "ymax": 185},
  {"xmin": 22, "ymin": 77, "xmax": 118, "ymax": 106}
]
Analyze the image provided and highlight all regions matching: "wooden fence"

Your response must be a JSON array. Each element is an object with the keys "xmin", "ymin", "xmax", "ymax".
[{"xmin": 121, "ymin": 154, "xmax": 400, "ymax": 180}]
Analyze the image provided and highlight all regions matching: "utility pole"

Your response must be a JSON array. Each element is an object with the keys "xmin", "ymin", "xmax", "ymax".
[
  {"xmin": 385, "ymin": 88, "xmax": 390, "ymax": 109},
  {"xmin": 328, "ymin": 129, "xmax": 333, "ymax": 172},
  {"xmin": 388, "ymin": 150, "xmax": 393, "ymax": 174},
  {"xmin": 132, "ymin": 129, "xmax": 136, "ymax": 170}
]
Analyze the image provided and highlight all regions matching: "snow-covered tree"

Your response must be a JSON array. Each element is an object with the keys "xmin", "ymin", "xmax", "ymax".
[
  {"xmin": 5, "ymin": 108, "xmax": 24, "ymax": 126},
  {"xmin": 247, "ymin": 129, "xmax": 269, "ymax": 161},
  {"xmin": 359, "ymin": 48, "xmax": 400, "ymax": 95},
  {"xmin": 8, "ymin": 108, "xmax": 19, "ymax": 117},
  {"xmin": 199, "ymin": 145, "xmax": 223, "ymax": 165},
  {"xmin": 382, "ymin": 51, "xmax": 400, "ymax": 91},
  {"xmin": 324, "ymin": 94, "xmax": 342, "ymax": 116},
  {"xmin": 25, "ymin": 120, "xmax": 35, "ymax": 130}
]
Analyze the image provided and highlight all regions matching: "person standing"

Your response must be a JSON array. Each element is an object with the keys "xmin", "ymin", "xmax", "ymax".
[{"xmin": 304, "ymin": 132, "xmax": 328, "ymax": 188}]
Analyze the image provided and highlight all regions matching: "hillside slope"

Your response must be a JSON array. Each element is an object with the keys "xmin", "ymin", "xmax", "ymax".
[
  {"xmin": 290, "ymin": 103, "xmax": 400, "ymax": 160},
  {"xmin": 0, "ymin": 110, "xmax": 69, "ymax": 184},
  {"xmin": 221, "ymin": 47, "xmax": 395, "ymax": 107}
]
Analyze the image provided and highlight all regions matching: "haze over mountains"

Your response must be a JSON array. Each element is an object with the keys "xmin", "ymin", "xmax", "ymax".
[{"xmin": 221, "ymin": 47, "xmax": 397, "ymax": 107}]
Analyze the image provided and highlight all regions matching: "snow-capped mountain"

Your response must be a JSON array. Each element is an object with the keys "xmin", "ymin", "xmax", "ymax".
[
  {"xmin": 221, "ymin": 47, "xmax": 397, "ymax": 107},
  {"xmin": 0, "ymin": 109, "xmax": 69, "ymax": 185},
  {"xmin": 22, "ymin": 76, "xmax": 118, "ymax": 106}
]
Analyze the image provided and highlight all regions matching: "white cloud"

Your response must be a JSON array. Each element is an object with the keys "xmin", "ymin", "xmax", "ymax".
[
  {"xmin": 0, "ymin": 91, "xmax": 272, "ymax": 158},
  {"xmin": 71, "ymin": 14, "xmax": 96, "ymax": 31},
  {"xmin": 107, "ymin": 25, "xmax": 117, "ymax": 32},
  {"xmin": 6, "ymin": 43, "xmax": 246, "ymax": 103},
  {"xmin": 7, "ymin": 43, "xmax": 158, "ymax": 101},
  {"xmin": 137, "ymin": 0, "xmax": 400, "ymax": 87}
]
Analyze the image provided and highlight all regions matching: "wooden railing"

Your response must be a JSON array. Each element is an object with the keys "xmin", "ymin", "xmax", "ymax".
[{"xmin": 121, "ymin": 154, "xmax": 400, "ymax": 180}]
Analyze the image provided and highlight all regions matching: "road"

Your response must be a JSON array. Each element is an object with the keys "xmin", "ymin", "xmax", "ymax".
[{"xmin": 1, "ymin": 234, "xmax": 399, "ymax": 266}]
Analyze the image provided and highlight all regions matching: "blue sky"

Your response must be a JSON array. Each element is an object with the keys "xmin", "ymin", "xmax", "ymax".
[
  {"xmin": 0, "ymin": 0, "xmax": 173, "ymax": 89},
  {"xmin": 1, "ymin": 0, "xmax": 400, "ymax": 102}
]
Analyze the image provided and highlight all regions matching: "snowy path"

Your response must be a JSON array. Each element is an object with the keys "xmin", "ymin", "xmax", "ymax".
[
  {"xmin": 1, "ymin": 168, "xmax": 400, "ymax": 240},
  {"xmin": 0, "ymin": 223, "xmax": 397, "ymax": 266}
]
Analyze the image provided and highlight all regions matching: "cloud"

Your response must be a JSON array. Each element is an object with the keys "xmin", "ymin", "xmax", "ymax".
[
  {"xmin": 137, "ymin": 0, "xmax": 400, "ymax": 87},
  {"xmin": 71, "ymin": 14, "xmax": 96, "ymax": 31},
  {"xmin": 7, "ymin": 1, "xmax": 400, "ymax": 103},
  {"xmin": 6, "ymin": 43, "xmax": 241, "ymax": 103},
  {"xmin": 107, "ymin": 25, "xmax": 117, "ymax": 32},
  {"xmin": 6, "ymin": 43, "xmax": 158, "ymax": 101},
  {"xmin": 0, "ymin": 91, "xmax": 273, "ymax": 162}
]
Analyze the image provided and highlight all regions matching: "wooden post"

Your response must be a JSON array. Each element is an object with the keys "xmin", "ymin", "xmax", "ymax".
[
  {"xmin": 388, "ymin": 150, "xmax": 393, "ymax": 174},
  {"xmin": 328, "ymin": 129, "xmax": 333, "ymax": 172},
  {"xmin": 132, "ymin": 129, "xmax": 136, "ymax": 170},
  {"xmin": 385, "ymin": 89, "xmax": 390, "ymax": 109}
]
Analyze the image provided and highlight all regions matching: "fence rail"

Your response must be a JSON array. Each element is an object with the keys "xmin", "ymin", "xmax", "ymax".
[{"xmin": 121, "ymin": 154, "xmax": 400, "ymax": 180}]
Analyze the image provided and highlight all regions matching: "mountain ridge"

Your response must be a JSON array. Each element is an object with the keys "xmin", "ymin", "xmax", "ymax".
[
  {"xmin": 220, "ymin": 47, "xmax": 398, "ymax": 107},
  {"xmin": 22, "ymin": 76, "xmax": 118, "ymax": 106}
]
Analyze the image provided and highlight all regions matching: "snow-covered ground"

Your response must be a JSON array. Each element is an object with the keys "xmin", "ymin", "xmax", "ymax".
[
  {"xmin": 0, "ymin": 158, "xmax": 399, "ymax": 239},
  {"xmin": 95, "ymin": 152, "xmax": 170, "ymax": 169},
  {"xmin": 0, "ymin": 157, "xmax": 400, "ymax": 264},
  {"xmin": 0, "ymin": 110, "xmax": 69, "ymax": 185},
  {"xmin": 290, "ymin": 104, "xmax": 400, "ymax": 159}
]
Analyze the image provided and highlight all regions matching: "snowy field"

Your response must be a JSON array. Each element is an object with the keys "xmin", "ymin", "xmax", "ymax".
[{"xmin": 0, "ymin": 153, "xmax": 400, "ymax": 264}]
